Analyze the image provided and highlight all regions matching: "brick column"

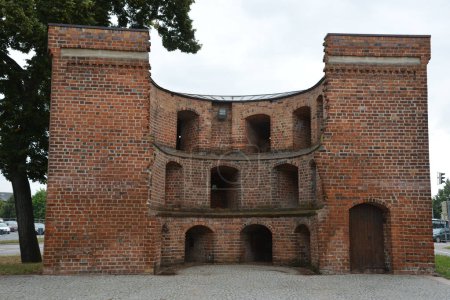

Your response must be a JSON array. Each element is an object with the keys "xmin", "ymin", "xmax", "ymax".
[
  {"xmin": 45, "ymin": 24, "xmax": 155, "ymax": 274},
  {"xmin": 317, "ymin": 34, "xmax": 433, "ymax": 274}
]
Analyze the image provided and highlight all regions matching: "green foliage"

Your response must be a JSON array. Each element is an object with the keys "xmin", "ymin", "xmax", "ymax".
[
  {"xmin": 435, "ymin": 254, "xmax": 450, "ymax": 279},
  {"xmin": 0, "ymin": 1, "xmax": 200, "ymax": 261},
  {"xmin": 433, "ymin": 179, "xmax": 450, "ymax": 219},
  {"xmin": 0, "ymin": 0, "xmax": 200, "ymax": 184},
  {"xmin": 0, "ymin": 195, "xmax": 15, "ymax": 219},
  {"xmin": 32, "ymin": 189, "xmax": 46, "ymax": 220}
]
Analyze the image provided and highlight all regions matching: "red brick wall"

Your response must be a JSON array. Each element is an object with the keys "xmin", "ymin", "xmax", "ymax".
[
  {"xmin": 317, "ymin": 34, "xmax": 433, "ymax": 274},
  {"xmin": 45, "ymin": 25, "xmax": 156, "ymax": 274},
  {"xmin": 158, "ymin": 217, "xmax": 319, "ymax": 267},
  {"xmin": 46, "ymin": 25, "xmax": 432, "ymax": 275}
]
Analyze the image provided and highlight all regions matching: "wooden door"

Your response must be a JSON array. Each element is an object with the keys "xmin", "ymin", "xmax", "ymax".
[{"xmin": 350, "ymin": 204, "xmax": 385, "ymax": 273}]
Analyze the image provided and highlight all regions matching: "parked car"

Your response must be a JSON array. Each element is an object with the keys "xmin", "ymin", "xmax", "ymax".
[
  {"xmin": 5, "ymin": 220, "xmax": 18, "ymax": 232},
  {"xmin": 433, "ymin": 228, "xmax": 450, "ymax": 243},
  {"xmin": 34, "ymin": 223, "xmax": 45, "ymax": 235},
  {"xmin": 0, "ymin": 222, "xmax": 11, "ymax": 234}
]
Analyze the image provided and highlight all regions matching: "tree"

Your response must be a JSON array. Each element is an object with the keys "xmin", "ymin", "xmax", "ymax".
[
  {"xmin": 433, "ymin": 179, "xmax": 450, "ymax": 219},
  {"xmin": 32, "ymin": 189, "xmax": 46, "ymax": 221},
  {"xmin": 0, "ymin": 0, "xmax": 200, "ymax": 262},
  {"xmin": 0, "ymin": 195, "xmax": 16, "ymax": 219}
]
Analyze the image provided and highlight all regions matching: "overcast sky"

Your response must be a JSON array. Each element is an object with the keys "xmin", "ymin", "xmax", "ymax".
[{"xmin": 1, "ymin": 0, "xmax": 449, "ymax": 196}]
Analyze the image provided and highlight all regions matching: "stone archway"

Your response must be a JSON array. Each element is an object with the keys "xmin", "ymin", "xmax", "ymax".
[
  {"xmin": 185, "ymin": 225, "xmax": 214, "ymax": 263},
  {"xmin": 240, "ymin": 224, "xmax": 272, "ymax": 262}
]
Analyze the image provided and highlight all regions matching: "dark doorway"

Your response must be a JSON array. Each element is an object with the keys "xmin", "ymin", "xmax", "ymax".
[
  {"xmin": 185, "ymin": 225, "xmax": 214, "ymax": 263},
  {"xmin": 176, "ymin": 110, "xmax": 199, "ymax": 152},
  {"xmin": 210, "ymin": 166, "xmax": 239, "ymax": 209},
  {"xmin": 241, "ymin": 224, "xmax": 272, "ymax": 262},
  {"xmin": 350, "ymin": 203, "xmax": 386, "ymax": 273},
  {"xmin": 245, "ymin": 114, "xmax": 271, "ymax": 153}
]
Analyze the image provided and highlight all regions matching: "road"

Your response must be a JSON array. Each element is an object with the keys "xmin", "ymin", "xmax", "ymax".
[{"xmin": 0, "ymin": 232, "xmax": 44, "ymax": 256}]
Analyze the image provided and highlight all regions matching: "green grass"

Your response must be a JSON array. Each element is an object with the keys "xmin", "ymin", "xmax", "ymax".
[
  {"xmin": 0, "ymin": 255, "xmax": 42, "ymax": 275},
  {"xmin": 435, "ymin": 255, "xmax": 450, "ymax": 279},
  {"xmin": 0, "ymin": 237, "xmax": 44, "ymax": 245},
  {"xmin": 444, "ymin": 246, "xmax": 450, "ymax": 250}
]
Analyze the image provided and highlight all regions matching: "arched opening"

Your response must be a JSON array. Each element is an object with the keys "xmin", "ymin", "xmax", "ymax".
[
  {"xmin": 165, "ymin": 161, "xmax": 183, "ymax": 208},
  {"xmin": 176, "ymin": 110, "xmax": 199, "ymax": 152},
  {"xmin": 295, "ymin": 224, "xmax": 311, "ymax": 265},
  {"xmin": 185, "ymin": 225, "xmax": 214, "ymax": 263},
  {"xmin": 274, "ymin": 163, "xmax": 299, "ymax": 208},
  {"xmin": 240, "ymin": 224, "xmax": 272, "ymax": 262},
  {"xmin": 316, "ymin": 95, "xmax": 324, "ymax": 143},
  {"xmin": 210, "ymin": 166, "xmax": 240, "ymax": 209},
  {"xmin": 293, "ymin": 106, "xmax": 311, "ymax": 150},
  {"xmin": 245, "ymin": 114, "xmax": 271, "ymax": 153},
  {"xmin": 349, "ymin": 203, "xmax": 387, "ymax": 273}
]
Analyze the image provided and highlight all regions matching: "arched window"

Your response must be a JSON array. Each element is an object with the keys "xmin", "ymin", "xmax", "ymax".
[
  {"xmin": 210, "ymin": 166, "xmax": 240, "ymax": 209},
  {"xmin": 293, "ymin": 106, "xmax": 311, "ymax": 150},
  {"xmin": 176, "ymin": 110, "xmax": 199, "ymax": 152},
  {"xmin": 245, "ymin": 114, "xmax": 271, "ymax": 153},
  {"xmin": 274, "ymin": 163, "xmax": 299, "ymax": 208}
]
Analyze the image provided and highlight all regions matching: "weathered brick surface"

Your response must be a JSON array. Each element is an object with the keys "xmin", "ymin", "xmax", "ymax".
[
  {"xmin": 46, "ymin": 25, "xmax": 432, "ymax": 275},
  {"xmin": 317, "ymin": 34, "xmax": 433, "ymax": 274},
  {"xmin": 45, "ymin": 25, "xmax": 155, "ymax": 274}
]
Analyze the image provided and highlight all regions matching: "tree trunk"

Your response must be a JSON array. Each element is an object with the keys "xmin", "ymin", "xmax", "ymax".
[{"xmin": 11, "ymin": 169, "xmax": 42, "ymax": 263}]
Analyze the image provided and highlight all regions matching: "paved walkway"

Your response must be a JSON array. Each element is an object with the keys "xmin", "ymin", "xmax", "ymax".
[
  {"xmin": 1, "ymin": 265, "xmax": 450, "ymax": 300},
  {"xmin": 434, "ymin": 242, "xmax": 450, "ymax": 256}
]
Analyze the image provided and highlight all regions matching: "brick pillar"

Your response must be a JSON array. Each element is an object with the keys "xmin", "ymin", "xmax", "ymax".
[
  {"xmin": 317, "ymin": 34, "xmax": 433, "ymax": 274},
  {"xmin": 45, "ymin": 24, "xmax": 155, "ymax": 274}
]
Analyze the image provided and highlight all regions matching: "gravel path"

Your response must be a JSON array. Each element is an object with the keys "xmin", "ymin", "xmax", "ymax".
[{"xmin": 1, "ymin": 265, "xmax": 450, "ymax": 300}]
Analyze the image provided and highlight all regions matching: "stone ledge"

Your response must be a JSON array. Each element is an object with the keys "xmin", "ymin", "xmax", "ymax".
[
  {"xmin": 154, "ymin": 208, "xmax": 321, "ymax": 218},
  {"xmin": 154, "ymin": 143, "xmax": 321, "ymax": 161}
]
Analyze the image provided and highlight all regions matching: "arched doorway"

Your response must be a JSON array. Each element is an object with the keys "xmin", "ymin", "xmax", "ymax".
[
  {"xmin": 176, "ymin": 110, "xmax": 199, "ymax": 152},
  {"xmin": 185, "ymin": 225, "xmax": 214, "ymax": 263},
  {"xmin": 349, "ymin": 203, "xmax": 386, "ymax": 273},
  {"xmin": 295, "ymin": 224, "xmax": 311, "ymax": 265},
  {"xmin": 241, "ymin": 224, "xmax": 272, "ymax": 262}
]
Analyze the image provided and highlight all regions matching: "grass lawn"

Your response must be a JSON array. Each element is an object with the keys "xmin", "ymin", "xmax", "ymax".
[
  {"xmin": 0, "ymin": 237, "xmax": 44, "ymax": 245},
  {"xmin": 435, "ymin": 255, "xmax": 450, "ymax": 279},
  {"xmin": 0, "ymin": 255, "xmax": 42, "ymax": 275}
]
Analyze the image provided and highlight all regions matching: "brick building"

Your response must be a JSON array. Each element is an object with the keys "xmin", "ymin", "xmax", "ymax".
[{"xmin": 44, "ymin": 24, "xmax": 433, "ymax": 275}]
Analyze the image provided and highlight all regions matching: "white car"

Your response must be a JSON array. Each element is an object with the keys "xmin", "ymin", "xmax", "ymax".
[
  {"xmin": 0, "ymin": 222, "xmax": 11, "ymax": 234},
  {"xmin": 34, "ymin": 223, "xmax": 45, "ymax": 235}
]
